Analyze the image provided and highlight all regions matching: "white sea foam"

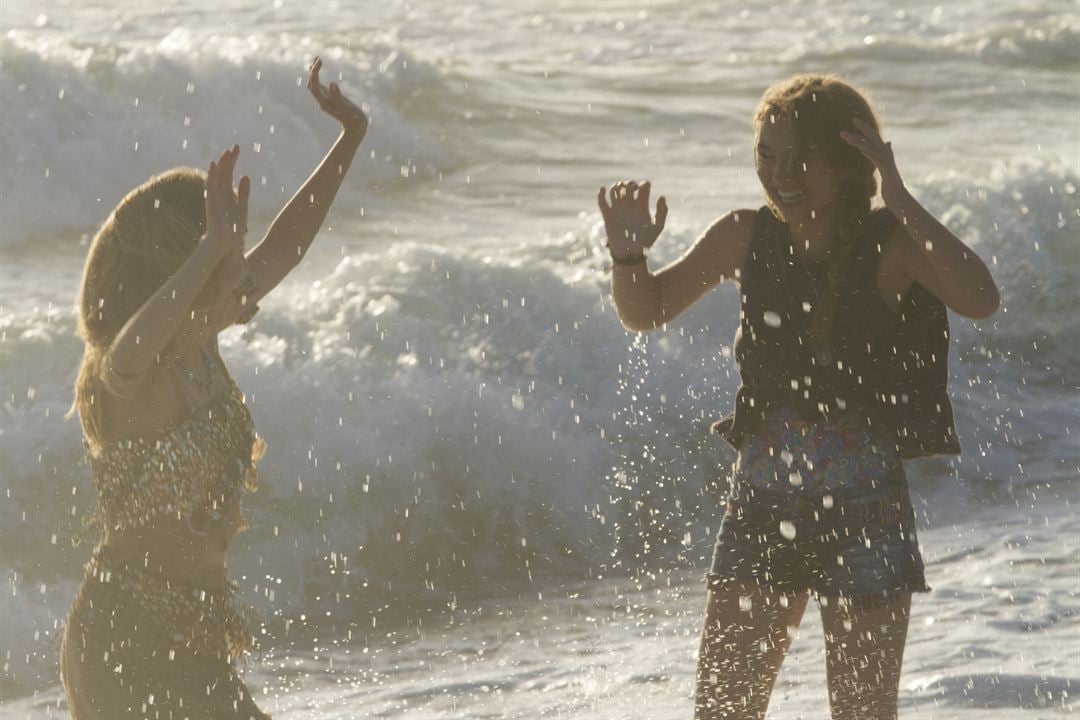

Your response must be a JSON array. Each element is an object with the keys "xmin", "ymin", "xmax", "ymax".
[
  {"xmin": 1, "ymin": 0, "xmax": 1077, "ymax": 710},
  {"xmin": 0, "ymin": 28, "xmax": 446, "ymax": 246}
]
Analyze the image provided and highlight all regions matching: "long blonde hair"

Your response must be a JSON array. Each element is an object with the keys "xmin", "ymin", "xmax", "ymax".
[
  {"xmin": 753, "ymin": 74, "xmax": 881, "ymax": 351},
  {"xmin": 68, "ymin": 167, "xmax": 207, "ymax": 454}
]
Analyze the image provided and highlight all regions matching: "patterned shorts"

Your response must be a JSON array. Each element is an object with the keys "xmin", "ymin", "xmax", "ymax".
[{"xmin": 707, "ymin": 406, "xmax": 929, "ymax": 604}]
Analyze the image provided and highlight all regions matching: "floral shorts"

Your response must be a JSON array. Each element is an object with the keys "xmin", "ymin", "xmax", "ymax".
[{"xmin": 707, "ymin": 406, "xmax": 929, "ymax": 604}]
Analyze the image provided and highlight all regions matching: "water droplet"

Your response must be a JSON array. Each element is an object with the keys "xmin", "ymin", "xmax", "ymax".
[
  {"xmin": 779, "ymin": 520, "xmax": 797, "ymax": 540},
  {"xmin": 763, "ymin": 311, "xmax": 782, "ymax": 328}
]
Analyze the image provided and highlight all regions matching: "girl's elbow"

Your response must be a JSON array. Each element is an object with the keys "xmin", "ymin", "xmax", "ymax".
[
  {"xmin": 619, "ymin": 313, "xmax": 660, "ymax": 333},
  {"xmin": 975, "ymin": 296, "xmax": 1001, "ymax": 321},
  {"xmin": 963, "ymin": 289, "xmax": 1001, "ymax": 321}
]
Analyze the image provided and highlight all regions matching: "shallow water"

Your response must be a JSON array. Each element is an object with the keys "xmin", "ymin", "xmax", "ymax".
[{"xmin": 1, "ymin": 0, "xmax": 1078, "ymax": 715}]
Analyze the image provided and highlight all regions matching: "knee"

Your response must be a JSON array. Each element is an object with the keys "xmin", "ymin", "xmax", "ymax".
[
  {"xmin": 827, "ymin": 663, "xmax": 900, "ymax": 720},
  {"xmin": 828, "ymin": 690, "xmax": 899, "ymax": 720}
]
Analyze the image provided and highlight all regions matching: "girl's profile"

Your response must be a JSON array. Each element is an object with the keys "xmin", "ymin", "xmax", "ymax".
[{"xmin": 61, "ymin": 57, "xmax": 367, "ymax": 719}]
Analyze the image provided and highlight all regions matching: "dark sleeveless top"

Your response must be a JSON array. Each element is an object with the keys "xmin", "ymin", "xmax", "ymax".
[{"xmin": 711, "ymin": 206, "xmax": 961, "ymax": 459}]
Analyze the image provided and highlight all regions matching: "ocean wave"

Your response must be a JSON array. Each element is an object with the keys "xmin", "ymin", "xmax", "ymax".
[
  {"xmin": 774, "ymin": 10, "xmax": 1080, "ymax": 70},
  {"xmin": 0, "ymin": 29, "xmax": 448, "ymax": 246},
  {"xmin": 0, "ymin": 155, "xmax": 1077, "ymax": 696}
]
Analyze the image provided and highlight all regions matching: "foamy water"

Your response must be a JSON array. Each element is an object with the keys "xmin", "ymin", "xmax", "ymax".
[{"xmin": 1, "ymin": 0, "xmax": 1078, "ymax": 716}]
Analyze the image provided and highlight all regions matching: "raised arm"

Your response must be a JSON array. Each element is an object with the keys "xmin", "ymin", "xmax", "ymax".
[
  {"xmin": 106, "ymin": 149, "xmax": 248, "ymax": 379},
  {"xmin": 599, "ymin": 181, "xmax": 753, "ymax": 331},
  {"xmin": 244, "ymin": 57, "xmax": 369, "ymax": 305},
  {"xmin": 842, "ymin": 118, "xmax": 1000, "ymax": 320}
]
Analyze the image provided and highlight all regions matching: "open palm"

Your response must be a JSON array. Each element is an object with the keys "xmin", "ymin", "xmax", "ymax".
[
  {"xmin": 598, "ymin": 180, "xmax": 668, "ymax": 258},
  {"xmin": 308, "ymin": 56, "xmax": 368, "ymax": 140}
]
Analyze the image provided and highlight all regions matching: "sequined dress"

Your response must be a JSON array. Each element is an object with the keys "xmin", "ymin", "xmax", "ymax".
[{"xmin": 61, "ymin": 363, "xmax": 270, "ymax": 719}]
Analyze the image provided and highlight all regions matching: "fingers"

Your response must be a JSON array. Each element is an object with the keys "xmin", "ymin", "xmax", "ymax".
[
  {"xmin": 839, "ymin": 130, "xmax": 863, "ymax": 146},
  {"xmin": 845, "ymin": 118, "xmax": 887, "ymax": 150},
  {"xmin": 613, "ymin": 181, "xmax": 632, "ymax": 202},
  {"xmin": 204, "ymin": 147, "xmax": 247, "ymax": 239},
  {"xmin": 608, "ymin": 182, "xmax": 622, "ymax": 207},
  {"xmin": 307, "ymin": 56, "xmax": 333, "ymax": 111},
  {"xmin": 605, "ymin": 180, "xmax": 656, "ymax": 208},
  {"xmin": 220, "ymin": 144, "xmax": 239, "ymax": 192},
  {"xmin": 215, "ymin": 146, "xmax": 232, "ymax": 183},
  {"xmin": 840, "ymin": 129, "xmax": 871, "ymax": 151},
  {"xmin": 237, "ymin": 174, "xmax": 251, "ymax": 230},
  {"xmin": 206, "ymin": 146, "xmax": 236, "ymax": 198},
  {"xmin": 655, "ymin": 196, "xmax": 668, "ymax": 232},
  {"xmin": 853, "ymin": 117, "xmax": 878, "ymax": 138},
  {"xmin": 840, "ymin": 130, "xmax": 877, "ymax": 165},
  {"xmin": 597, "ymin": 186, "xmax": 611, "ymax": 217}
]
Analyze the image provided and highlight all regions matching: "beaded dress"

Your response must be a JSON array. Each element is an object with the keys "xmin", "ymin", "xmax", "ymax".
[{"xmin": 61, "ymin": 349, "xmax": 270, "ymax": 718}]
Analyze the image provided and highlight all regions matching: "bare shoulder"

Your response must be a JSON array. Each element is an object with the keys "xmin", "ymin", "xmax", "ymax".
[
  {"xmin": 699, "ymin": 208, "xmax": 758, "ymax": 282},
  {"xmin": 703, "ymin": 207, "xmax": 758, "ymax": 239}
]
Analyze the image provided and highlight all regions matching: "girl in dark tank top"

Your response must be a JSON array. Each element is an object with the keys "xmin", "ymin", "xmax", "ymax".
[{"xmin": 598, "ymin": 74, "xmax": 999, "ymax": 719}]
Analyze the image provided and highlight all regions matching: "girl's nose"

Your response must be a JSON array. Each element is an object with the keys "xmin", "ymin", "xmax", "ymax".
[{"xmin": 775, "ymin": 155, "xmax": 797, "ymax": 184}]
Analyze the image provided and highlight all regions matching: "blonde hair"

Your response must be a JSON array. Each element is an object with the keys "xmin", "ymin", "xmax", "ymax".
[
  {"xmin": 68, "ymin": 167, "xmax": 207, "ymax": 454},
  {"xmin": 753, "ymin": 74, "xmax": 881, "ymax": 352}
]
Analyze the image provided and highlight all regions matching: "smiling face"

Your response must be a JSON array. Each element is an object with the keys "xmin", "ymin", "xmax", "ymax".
[
  {"xmin": 751, "ymin": 75, "xmax": 881, "ymax": 244},
  {"xmin": 755, "ymin": 112, "xmax": 845, "ymax": 229}
]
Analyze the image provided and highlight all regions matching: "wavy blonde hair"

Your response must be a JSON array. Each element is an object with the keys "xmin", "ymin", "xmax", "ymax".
[
  {"xmin": 68, "ymin": 168, "xmax": 207, "ymax": 454},
  {"xmin": 753, "ymin": 74, "xmax": 881, "ymax": 351}
]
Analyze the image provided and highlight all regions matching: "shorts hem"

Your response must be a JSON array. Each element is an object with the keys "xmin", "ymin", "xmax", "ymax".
[{"xmin": 704, "ymin": 572, "xmax": 931, "ymax": 608}]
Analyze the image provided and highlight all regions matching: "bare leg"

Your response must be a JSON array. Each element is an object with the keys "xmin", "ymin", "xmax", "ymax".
[
  {"xmin": 695, "ymin": 580, "xmax": 810, "ymax": 720},
  {"xmin": 820, "ymin": 593, "xmax": 911, "ymax": 720}
]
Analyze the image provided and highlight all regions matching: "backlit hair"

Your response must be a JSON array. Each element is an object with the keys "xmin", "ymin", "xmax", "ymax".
[
  {"xmin": 68, "ymin": 168, "xmax": 207, "ymax": 454},
  {"xmin": 753, "ymin": 74, "xmax": 881, "ymax": 352}
]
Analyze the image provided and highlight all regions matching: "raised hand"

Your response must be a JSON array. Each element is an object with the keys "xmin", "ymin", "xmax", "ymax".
[
  {"xmin": 840, "ymin": 117, "xmax": 905, "ymax": 209},
  {"xmin": 204, "ymin": 145, "xmax": 250, "ymax": 257},
  {"xmin": 597, "ymin": 181, "xmax": 668, "ymax": 260},
  {"xmin": 308, "ymin": 56, "xmax": 368, "ymax": 141}
]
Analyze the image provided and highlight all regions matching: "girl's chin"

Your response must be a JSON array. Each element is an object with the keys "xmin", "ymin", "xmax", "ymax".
[
  {"xmin": 772, "ymin": 198, "xmax": 822, "ymax": 222},
  {"xmin": 771, "ymin": 193, "xmax": 809, "ymax": 210}
]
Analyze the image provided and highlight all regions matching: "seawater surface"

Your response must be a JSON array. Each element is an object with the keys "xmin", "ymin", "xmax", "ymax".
[{"xmin": 1, "ymin": 1, "xmax": 1077, "ymax": 716}]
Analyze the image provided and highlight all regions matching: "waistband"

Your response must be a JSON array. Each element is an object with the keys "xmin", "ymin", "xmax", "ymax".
[
  {"xmin": 727, "ymin": 481, "xmax": 914, "ymax": 532},
  {"xmin": 79, "ymin": 547, "xmax": 258, "ymax": 661}
]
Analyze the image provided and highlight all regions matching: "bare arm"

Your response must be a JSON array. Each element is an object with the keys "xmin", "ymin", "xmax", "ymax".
[
  {"xmin": 886, "ymin": 189, "xmax": 1000, "ymax": 319},
  {"xmin": 599, "ymin": 181, "xmax": 752, "ymax": 331},
  {"xmin": 842, "ymin": 118, "xmax": 1000, "ymax": 320},
  {"xmin": 107, "ymin": 150, "xmax": 248, "ymax": 379},
  {"xmin": 245, "ymin": 57, "xmax": 368, "ymax": 304}
]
